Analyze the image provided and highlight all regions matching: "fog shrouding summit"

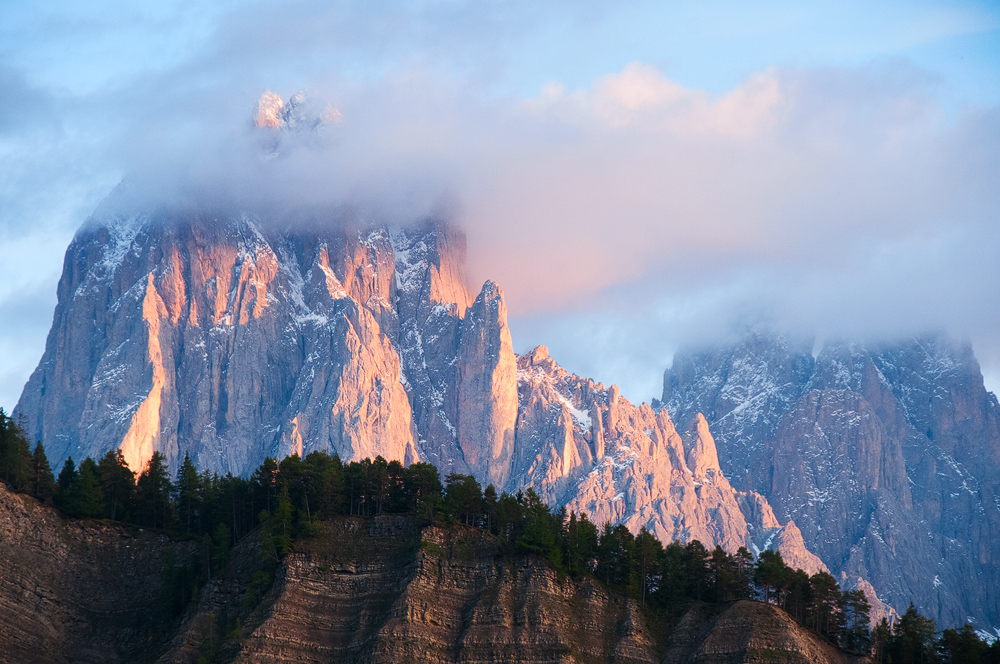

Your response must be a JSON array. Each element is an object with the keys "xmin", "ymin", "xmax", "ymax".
[{"xmin": 1, "ymin": 0, "xmax": 998, "ymax": 406}]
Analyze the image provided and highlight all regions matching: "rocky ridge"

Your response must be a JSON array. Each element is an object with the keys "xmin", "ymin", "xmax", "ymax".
[
  {"xmin": 660, "ymin": 332, "xmax": 1000, "ymax": 632},
  {"xmin": 512, "ymin": 346, "xmax": 826, "ymax": 572},
  {"xmin": 15, "ymin": 196, "xmax": 511, "ymax": 480}
]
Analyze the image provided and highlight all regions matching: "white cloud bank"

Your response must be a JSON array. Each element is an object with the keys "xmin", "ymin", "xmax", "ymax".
[{"xmin": 1, "ymin": 1, "xmax": 998, "ymax": 406}]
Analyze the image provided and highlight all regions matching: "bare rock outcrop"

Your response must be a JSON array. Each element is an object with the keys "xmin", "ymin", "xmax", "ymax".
[
  {"xmin": 455, "ymin": 281, "xmax": 518, "ymax": 489},
  {"xmin": 15, "ymin": 208, "xmax": 419, "ymax": 475},
  {"xmin": 15, "ymin": 195, "xmax": 523, "ymax": 480}
]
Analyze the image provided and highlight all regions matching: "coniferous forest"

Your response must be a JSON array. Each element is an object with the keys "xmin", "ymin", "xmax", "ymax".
[{"xmin": 1, "ymin": 408, "xmax": 997, "ymax": 664}]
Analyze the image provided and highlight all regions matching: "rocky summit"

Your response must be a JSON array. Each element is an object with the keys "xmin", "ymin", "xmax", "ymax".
[{"xmin": 660, "ymin": 331, "xmax": 1000, "ymax": 633}]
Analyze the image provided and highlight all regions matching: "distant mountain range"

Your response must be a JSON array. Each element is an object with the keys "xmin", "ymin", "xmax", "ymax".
[{"xmin": 13, "ymin": 183, "xmax": 999, "ymax": 635}]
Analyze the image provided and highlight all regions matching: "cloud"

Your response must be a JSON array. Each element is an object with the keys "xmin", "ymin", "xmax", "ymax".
[{"xmin": 1, "ymin": 0, "xmax": 998, "ymax": 407}]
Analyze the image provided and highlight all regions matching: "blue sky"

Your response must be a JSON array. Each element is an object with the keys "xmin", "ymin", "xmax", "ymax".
[{"xmin": 1, "ymin": 0, "xmax": 999, "ymax": 408}]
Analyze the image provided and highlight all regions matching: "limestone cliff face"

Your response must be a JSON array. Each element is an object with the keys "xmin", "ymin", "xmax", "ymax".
[
  {"xmin": 661, "ymin": 332, "xmax": 816, "ymax": 485},
  {"xmin": 225, "ymin": 521, "xmax": 659, "ymax": 664},
  {"xmin": 389, "ymin": 223, "xmax": 469, "ymax": 474},
  {"xmin": 662, "ymin": 332, "xmax": 1000, "ymax": 632},
  {"xmin": 15, "ymin": 209, "xmax": 420, "ymax": 475}
]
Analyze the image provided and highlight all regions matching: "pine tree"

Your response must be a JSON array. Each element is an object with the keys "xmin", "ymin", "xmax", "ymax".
[
  {"xmin": 252, "ymin": 457, "xmax": 279, "ymax": 513},
  {"xmin": 732, "ymin": 546, "xmax": 756, "ymax": 599},
  {"xmin": 56, "ymin": 457, "xmax": 81, "ymax": 516},
  {"xmin": 319, "ymin": 455, "xmax": 345, "ymax": 517},
  {"xmin": 175, "ymin": 452, "xmax": 202, "ymax": 534},
  {"xmin": 0, "ymin": 409, "xmax": 32, "ymax": 492},
  {"xmin": 403, "ymin": 462, "xmax": 442, "ymax": 521},
  {"xmin": 840, "ymin": 588, "xmax": 871, "ymax": 653},
  {"xmin": 77, "ymin": 458, "xmax": 104, "ymax": 518},
  {"xmin": 273, "ymin": 487, "xmax": 294, "ymax": 557},
  {"xmin": 444, "ymin": 473, "xmax": 482, "ymax": 525},
  {"xmin": 134, "ymin": 452, "xmax": 173, "ymax": 529},
  {"xmin": 635, "ymin": 528, "xmax": 662, "ymax": 605},
  {"xmin": 30, "ymin": 442, "xmax": 57, "ymax": 503},
  {"xmin": 939, "ymin": 623, "xmax": 989, "ymax": 663},
  {"xmin": 754, "ymin": 550, "xmax": 790, "ymax": 605},
  {"xmin": 97, "ymin": 449, "xmax": 134, "ymax": 521},
  {"xmin": 890, "ymin": 604, "xmax": 938, "ymax": 664},
  {"xmin": 684, "ymin": 540, "xmax": 711, "ymax": 601},
  {"xmin": 808, "ymin": 571, "xmax": 844, "ymax": 643},
  {"xmin": 872, "ymin": 617, "xmax": 892, "ymax": 664}
]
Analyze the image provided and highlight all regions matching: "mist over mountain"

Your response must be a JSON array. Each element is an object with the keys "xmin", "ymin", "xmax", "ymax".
[{"xmin": 11, "ymin": 165, "xmax": 999, "ymax": 635}]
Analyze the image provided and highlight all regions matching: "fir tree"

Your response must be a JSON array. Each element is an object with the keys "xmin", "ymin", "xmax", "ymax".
[
  {"xmin": 56, "ymin": 457, "xmax": 81, "ymax": 516},
  {"xmin": 134, "ymin": 452, "xmax": 173, "ymax": 529},
  {"xmin": 77, "ymin": 457, "xmax": 104, "ymax": 518},
  {"xmin": 30, "ymin": 442, "xmax": 57, "ymax": 503},
  {"xmin": 0, "ymin": 409, "xmax": 32, "ymax": 492},
  {"xmin": 97, "ymin": 449, "xmax": 134, "ymax": 521}
]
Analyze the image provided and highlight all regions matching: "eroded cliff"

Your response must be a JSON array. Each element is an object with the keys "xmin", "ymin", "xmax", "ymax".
[
  {"xmin": 0, "ymin": 483, "xmax": 872, "ymax": 664},
  {"xmin": 0, "ymin": 484, "xmax": 197, "ymax": 663}
]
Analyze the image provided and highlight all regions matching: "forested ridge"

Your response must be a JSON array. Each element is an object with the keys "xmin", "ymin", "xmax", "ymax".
[{"xmin": 1, "ymin": 408, "xmax": 997, "ymax": 663}]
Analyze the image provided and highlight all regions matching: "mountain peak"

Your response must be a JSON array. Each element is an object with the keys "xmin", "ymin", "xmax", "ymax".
[
  {"xmin": 253, "ymin": 89, "xmax": 342, "ymax": 131},
  {"xmin": 255, "ymin": 89, "xmax": 285, "ymax": 128},
  {"xmin": 682, "ymin": 412, "xmax": 721, "ymax": 477}
]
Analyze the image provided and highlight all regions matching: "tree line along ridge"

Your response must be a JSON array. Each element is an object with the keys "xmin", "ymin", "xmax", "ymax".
[{"xmin": 0, "ymin": 409, "xmax": 997, "ymax": 664}]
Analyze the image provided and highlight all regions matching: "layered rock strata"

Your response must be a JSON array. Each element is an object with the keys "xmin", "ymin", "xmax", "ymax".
[
  {"xmin": 160, "ymin": 513, "xmax": 870, "ymax": 664},
  {"xmin": 0, "ymin": 484, "xmax": 196, "ymax": 663},
  {"xmin": 663, "ymin": 600, "xmax": 871, "ymax": 664}
]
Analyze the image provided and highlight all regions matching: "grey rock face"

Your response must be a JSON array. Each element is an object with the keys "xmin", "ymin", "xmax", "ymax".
[
  {"xmin": 455, "ymin": 281, "xmax": 518, "ymax": 488},
  {"xmin": 14, "ymin": 198, "xmax": 516, "ymax": 478},
  {"xmin": 661, "ymin": 332, "xmax": 816, "ymax": 486},
  {"xmin": 662, "ymin": 332, "xmax": 1000, "ymax": 631}
]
